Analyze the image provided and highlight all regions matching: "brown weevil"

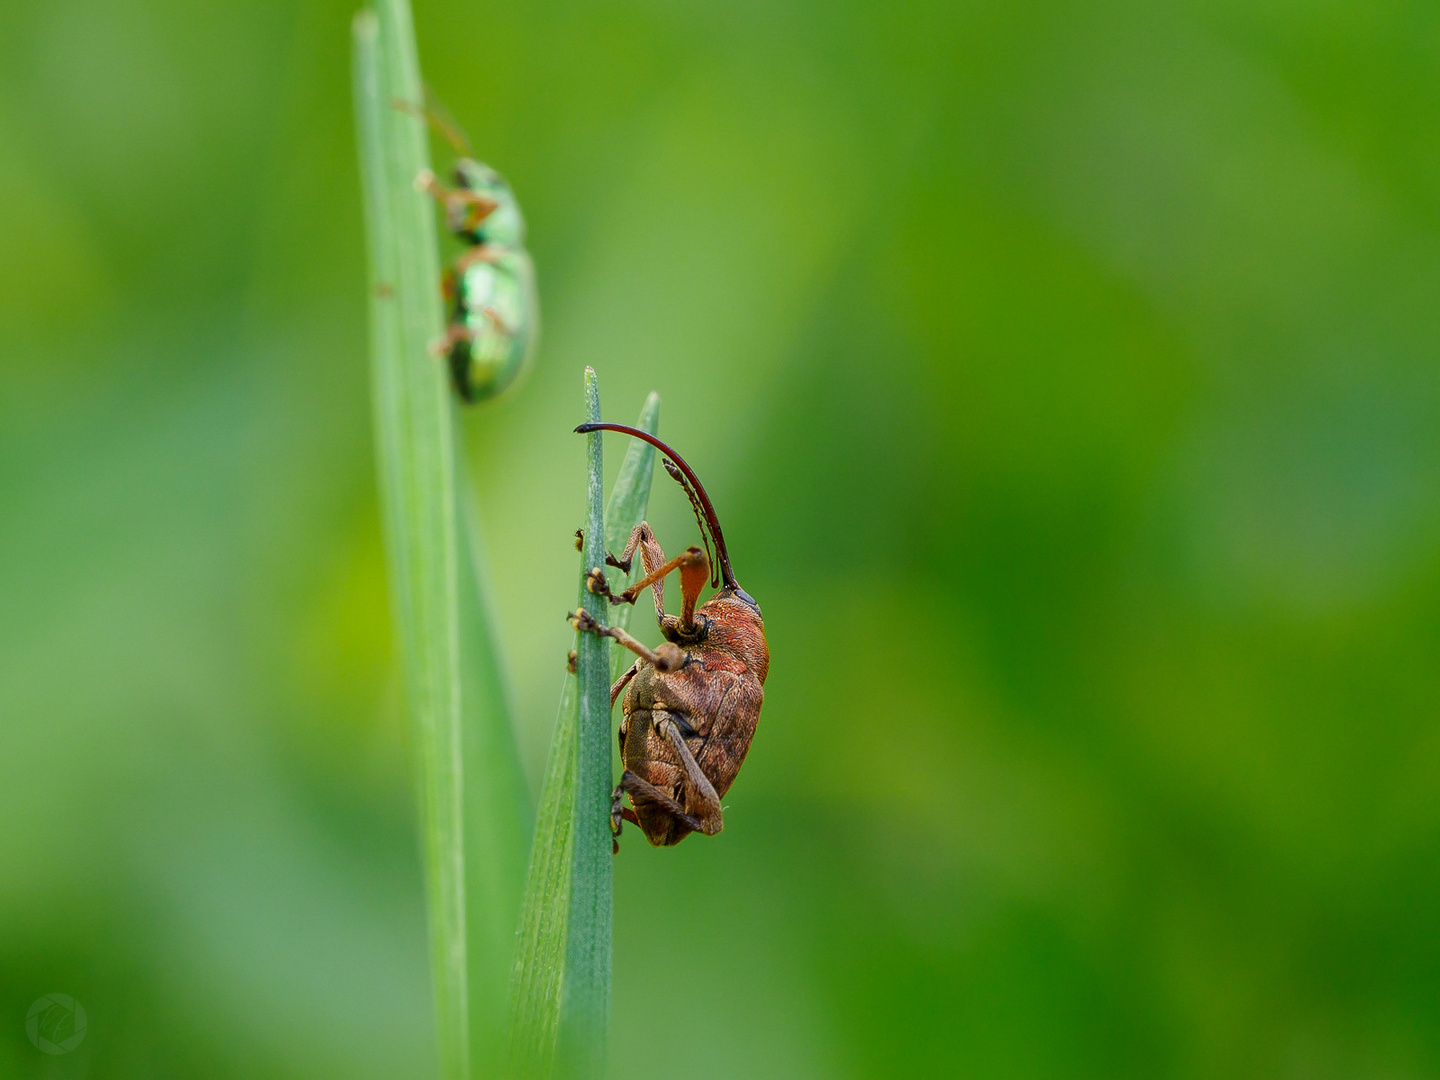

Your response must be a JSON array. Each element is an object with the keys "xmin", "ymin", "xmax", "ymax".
[{"xmin": 569, "ymin": 423, "xmax": 768, "ymax": 849}]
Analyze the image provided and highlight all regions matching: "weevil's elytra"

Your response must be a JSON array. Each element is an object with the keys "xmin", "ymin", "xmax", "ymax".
[
  {"xmin": 568, "ymin": 423, "xmax": 769, "ymax": 850},
  {"xmin": 403, "ymin": 100, "xmax": 538, "ymax": 404}
]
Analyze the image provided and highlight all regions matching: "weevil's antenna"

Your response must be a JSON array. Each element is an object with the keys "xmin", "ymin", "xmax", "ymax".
[
  {"xmin": 422, "ymin": 88, "xmax": 474, "ymax": 155},
  {"xmin": 663, "ymin": 458, "xmax": 719, "ymax": 589},
  {"xmin": 390, "ymin": 95, "xmax": 473, "ymax": 157},
  {"xmin": 574, "ymin": 423, "xmax": 740, "ymax": 592}
]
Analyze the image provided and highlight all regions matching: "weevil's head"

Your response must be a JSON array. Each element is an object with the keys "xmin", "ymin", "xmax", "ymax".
[
  {"xmin": 728, "ymin": 586, "xmax": 762, "ymax": 620},
  {"xmin": 452, "ymin": 159, "xmax": 526, "ymax": 247}
]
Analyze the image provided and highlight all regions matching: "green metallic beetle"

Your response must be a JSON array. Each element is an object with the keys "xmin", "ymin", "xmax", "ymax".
[
  {"xmin": 417, "ymin": 160, "xmax": 538, "ymax": 403},
  {"xmin": 403, "ymin": 94, "xmax": 537, "ymax": 403}
]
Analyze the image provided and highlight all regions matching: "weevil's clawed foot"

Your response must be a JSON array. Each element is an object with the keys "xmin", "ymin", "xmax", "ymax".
[
  {"xmin": 566, "ymin": 649, "xmax": 578, "ymax": 675},
  {"xmin": 574, "ymin": 529, "xmax": 584, "ymax": 551},
  {"xmin": 569, "ymin": 608, "xmax": 602, "ymax": 634},
  {"xmin": 611, "ymin": 787, "xmax": 643, "ymax": 854},
  {"xmin": 585, "ymin": 567, "xmax": 628, "ymax": 605},
  {"xmin": 415, "ymin": 168, "xmax": 445, "ymax": 198},
  {"xmin": 610, "ymin": 787, "xmax": 626, "ymax": 851},
  {"xmin": 585, "ymin": 566, "xmax": 607, "ymax": 597},
  {"xmin": 605, "ymin": 552, "xmax": 632, "ymax": 573}
]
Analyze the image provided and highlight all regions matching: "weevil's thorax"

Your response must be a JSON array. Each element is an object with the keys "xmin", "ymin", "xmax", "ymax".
[
  {"xmin": 452, "ymin": 159, "xmax": 525, "ymax": 247},
  {"xmin": 686, "ymin": 589, "xmax": 769, "ymax": 684}
]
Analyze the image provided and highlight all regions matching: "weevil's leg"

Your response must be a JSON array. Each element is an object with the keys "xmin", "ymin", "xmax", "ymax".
[
  {"xmin": 609, "ymin": 521, "xmax": 656, "ymax": 575},
  {"xmin": 585, "ymin": 522, "xmax": 663, "ymax": 609},
  {"xmin": 429, "ymin": 321, "xmax": 471, "ymax": 357},
  {"xmin": 610, "ymin": 783, "xmax": 641, "ymax": 835},
  {"xmin": 610, "ymin": 784, "xmax": 644, "ymax": 853},
  {"xmin": 657, "ymin": 716, "xmax": 723, "ymax": 835},
  {"xmin": 584, "ymin": 567, "xmax": 625, "ymax": 605},
  {"xmin": 621, "ymin": 545, "xmax": 710, "ymax": 631},
  {"xmin": 454, "ymin": 244, "xmax": 503, "ymax": 272},
  {"xmin": 596, "ymin": 523, "xmax": 669, "ymax": 619},
  {"xmin": 569, "ymin": 609, "xmax": 683, "ymax": 673},
  {"xmin": 415, "ymin": 169, "xmax": 498, "ymax": 216},
  {"xmin": 614, "ymin": 769, "xmax": 702, "ymax": 831},
  {"xmin": 458, "ymin": 195, "xmax": 498, "ymax": 233},
  {"xmin": 481, "ymin": 305, "xmax": 514, "ymax": 335},
  {"xmin": 586, "ymin": 525, "xmax": 709, "ymax": 633},
  {"xmin": 415, "ymin": 170, "xmax": 499, "ymax": 232},
  {"xmin": 610, "ymin": 660, "xmax": 639, "ymax": 709},
  {"xmin": 581, "ymin": 562, "xmax": 632, "ymax": 603},
  {"xmin": 415, "ymin": 168, "xmax": 446, "ymax": 198}
]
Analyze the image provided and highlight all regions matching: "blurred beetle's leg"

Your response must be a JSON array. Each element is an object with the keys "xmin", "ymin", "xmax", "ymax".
[
  {"xmin": 414, "ymin": 169, "xmax": 498, "ymax": 230},
  {"xmin": 480, "ymin": 306, "xmax": 513, "ymax": 335},
  {"xmin": 414, "ymin": 168, "xmax": 456, "ymax": 202},
  {"xmin": 454, "ymin": 244, "xmax": 503, "ymax": 271},
  {"xmin": 429, "ymin": 321, "xmax": 471, "ymax": 357}
]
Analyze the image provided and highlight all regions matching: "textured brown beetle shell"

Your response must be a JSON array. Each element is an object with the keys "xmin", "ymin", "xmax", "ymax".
[{"xmin": 618, "ymin": 590, "xmax": 769, "ymax": 846}]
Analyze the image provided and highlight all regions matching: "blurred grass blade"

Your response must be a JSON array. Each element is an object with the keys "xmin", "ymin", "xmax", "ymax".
[
  {"xmin": 457, "ymin": 464, "xmax": 536, "ymax": 1076},
  {"xmin": 354, "ymin": 5, "xmax": 472, "ymax": 1077},
  {"xmin": 505, "ymin": 388, "xmax": 660, "ymax": 1079}
]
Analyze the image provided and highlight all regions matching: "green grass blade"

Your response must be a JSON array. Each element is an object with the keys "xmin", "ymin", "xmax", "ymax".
[
  {"xmin": 558, "ymin": 368, "xmax": 613, "ymax": 1079},
  {"xmin": 603, "ymin": 393, "xmax": 662, "ymax": 649},
  {"xmin": 503, "ymin": 675, "xmax": 577, "ymax": 1080},
  {"xmin": 354, "ymin": 7, "xmax": 470, "ymax": 1077},
  {"xmin": 505, "ymin": 388, "xmax": 660, "ymax": 1079}
]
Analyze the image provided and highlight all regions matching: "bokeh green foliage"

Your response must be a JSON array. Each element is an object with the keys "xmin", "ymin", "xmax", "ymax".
[{"xmin": 3, "ymin": 0, "xmax": 1440, "ymax": 1077}]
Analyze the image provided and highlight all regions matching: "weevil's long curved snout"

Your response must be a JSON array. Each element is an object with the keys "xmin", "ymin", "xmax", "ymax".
[{"xmin": 574, "ymin": 422, "xmax": 741, "ymax": 592}]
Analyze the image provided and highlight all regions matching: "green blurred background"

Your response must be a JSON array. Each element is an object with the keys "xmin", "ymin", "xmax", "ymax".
[{"xmin": 4, "ymin": 0, "xmax": 1440, "ymax": 1076}]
